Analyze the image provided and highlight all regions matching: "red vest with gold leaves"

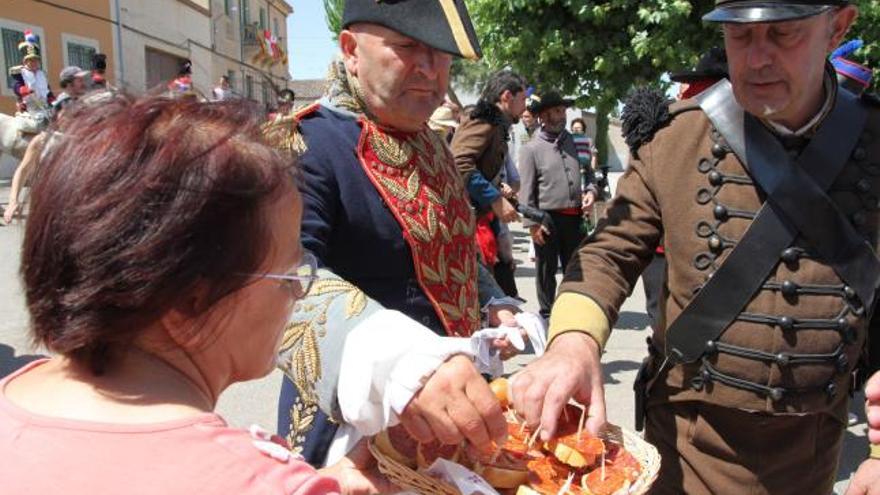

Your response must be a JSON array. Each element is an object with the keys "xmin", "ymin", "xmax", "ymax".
[{"xmin": 356, "ymin": 118, "xmax": 481, "ymax": 337}]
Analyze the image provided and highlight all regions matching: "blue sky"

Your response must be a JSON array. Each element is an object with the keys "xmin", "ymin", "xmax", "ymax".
[{"xmin": 285, "ymin": 1, "xmax": 338, "ymax": 80}]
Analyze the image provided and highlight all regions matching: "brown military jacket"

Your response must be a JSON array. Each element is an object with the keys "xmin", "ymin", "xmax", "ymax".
[
  {"xmin": 559, "ymin": 88, "xmax": 879, "ymax": 423},
  {"xmin": 451, "ymin": 106, "xmax": 510, "ymax": 185}
]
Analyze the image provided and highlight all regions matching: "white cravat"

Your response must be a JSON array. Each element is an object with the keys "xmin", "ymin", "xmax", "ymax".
[{"xmin": 21, "ymin": 68, "xmax": 49, "ymax": 102}]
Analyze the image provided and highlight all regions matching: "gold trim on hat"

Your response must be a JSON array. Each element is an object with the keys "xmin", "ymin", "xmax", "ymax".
[{"xmin": 438, "ymin": 0, "xmax": 478, "ymax": 60}]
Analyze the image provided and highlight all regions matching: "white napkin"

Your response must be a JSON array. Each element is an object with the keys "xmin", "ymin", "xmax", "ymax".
[{"xmin": 470, "ymin": 311, "xmax": 547, "ymax": 377}]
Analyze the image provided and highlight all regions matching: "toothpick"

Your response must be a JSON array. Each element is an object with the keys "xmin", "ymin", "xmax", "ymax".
[
  {"xmin": 556, "ymin": 473, "xmax": 575, "ymax": 495},
  {"xmin": 527, "ymin": 425, "xmax": 542, "ymax": 448},
  {"xmin": 577, "ymin": 408, "xmax": 586, "ymax": 439},
  {"xmin": 506, "ymin": 409, "xmax": 520, "ymax": 425},
  {"xmin": 601, "ymin": 449, "xmax": 606, "ymax": 481},
  {"xmin": 519, "ymin": 421, "xmax": 527, "ymax": 436}
]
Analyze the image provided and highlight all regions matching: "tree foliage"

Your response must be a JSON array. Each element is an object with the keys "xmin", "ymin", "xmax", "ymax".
[
  {"xmin": 465, "ymin": 0, "xmax": 719, "ymax": 109},
  {"xmin": 324, "ymin": 0, "xmax": 344, "ymax": 41},
  {"xmin": 849, "ymin": 0, "xmax": 880, "ymax": 93},
  {"xmin": 461, "ymin": 0, "xmax": 880, "ymax": 164}
]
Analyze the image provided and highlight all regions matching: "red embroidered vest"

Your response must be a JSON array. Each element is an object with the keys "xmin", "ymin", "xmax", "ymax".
[{"xmin": 356, "ymin": 118, "xmax": 481, "ymax": 337}]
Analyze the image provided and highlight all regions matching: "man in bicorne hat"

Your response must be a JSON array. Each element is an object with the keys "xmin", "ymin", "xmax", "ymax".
[
  {"xmin": 266, "ymin": 0, "xmax": 523, "ymax": 468},
  {"xmin": 11, "ymin": 30, "xmax": 53, "ymax": 114},
  {"xmin": 511, "ymin": 1, "xmax": 880, "ymax": 493}
]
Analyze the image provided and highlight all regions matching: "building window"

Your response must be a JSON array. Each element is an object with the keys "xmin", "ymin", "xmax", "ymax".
[
  {"xmin": 226, "ymin": 70, "xmax": 236, "ymax": 92},
  {"xmin": 67, "ymin": 43, "xmax": 96, "ymax": 71},
  {"xmin": 245, "ymin": 74, "xmax": 253, "ymax": 99},
  {"xmin": 273, "ymin": 18, "xmax": 279, "ymax": 37},
  {"xmin": 61, "ymin": 34, "xmax": 100, "ymax": 72},
  {"xmin": 2, "ymin": 28, "xmax": 26, "ymax": 90},
  {"xmin": 224, "ymin": 0, "xmax": 231, "ymax": 15},
  {"xmin": 259, "ymin": 7, "xmax": 267, "ymax": 30},
  {"xmin": 261, "ymin": 81, "xmax": 269, "ymax": 106},
  {"xmin": 242, "ymin": 0, "xmax": 250, "ymax": 25}
]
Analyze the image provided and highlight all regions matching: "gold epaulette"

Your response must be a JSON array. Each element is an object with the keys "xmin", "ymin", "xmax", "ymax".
[{"xmin": 262, "ymin": 102, "xmax": 321, "ymax": 155}]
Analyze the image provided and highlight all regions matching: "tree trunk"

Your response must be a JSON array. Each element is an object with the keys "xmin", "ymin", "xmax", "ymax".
[{"xmin": 595, "ymin": 99, "xmax": 612, "ymax": 167}]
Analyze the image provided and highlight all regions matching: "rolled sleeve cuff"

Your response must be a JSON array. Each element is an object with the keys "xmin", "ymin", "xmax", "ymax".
[{"xmin": 547, "ymin": 292, "xmax": 611, "ymax": 351}]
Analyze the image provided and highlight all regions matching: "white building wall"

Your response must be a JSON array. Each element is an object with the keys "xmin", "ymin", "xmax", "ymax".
[{"xmin": 116, "ymin": 0, "xmax": 211, "ymax": 94}]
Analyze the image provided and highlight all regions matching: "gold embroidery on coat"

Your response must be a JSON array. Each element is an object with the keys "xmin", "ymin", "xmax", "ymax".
[{"xmin": 280, "ymin": 278, "xmax": 368, "ymax": 452}]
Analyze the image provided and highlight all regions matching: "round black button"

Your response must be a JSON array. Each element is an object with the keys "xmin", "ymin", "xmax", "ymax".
[
  {"xmin": 701, "ymin": 369, "xmax": 712, "ymax": 383},
  {"xmin": 781, "ymin": 280, "xmax": 798, "ymax": 297},
  {"xmin": 708, "ymin": 236, "xmax": 723, "ymax": 252},
  {"xmin": 857, "ymin": 178, "xmax": 872, "ymax": 193},
  {"xmin": 825, "ymin": 382, "xmax": 837, "ymax": 398},
  {"xmin": 844, "ymin": 286, "xmax": 856, "ymax": 299},
  {"xmin": 705, "ymin": 341, "xmax": 717, "ymax": 354},
  {"xmin": 775, "ymin": 353, "xmax": 790, "ymax": 366},
  {"xmin": 691, "ymin": 377, "xmax": 704, "ymax": 391},
  {"xmin": 852, "ymin": 211, "xmax": 867, "ymax": 226},
  {"xmin": 781, "ymin": 248, "xmax": 799, "ymax": 264},
  {"xmin": 853, "ymin": 147, "xmax": 867, "ymax": 161},
  {"xmin": 708, "ymin": 171, "xmax": 724, "ymax": 186},
  {"xmin": 769, "ymin": 388, "xmax": 785, "ymax": 401},
  {"xmin": 712, "ymin": 144, "xmax": 727, "ymax": 159},
  {"xmin": 778, "ymin": 316, "xmax": 795, "ymax": 331},
  {"xmin": 713, "ymin": 205, "xmax": 729, "ymax": 221}
]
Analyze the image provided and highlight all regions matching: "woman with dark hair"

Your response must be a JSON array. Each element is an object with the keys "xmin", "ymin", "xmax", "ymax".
[{"xmin": 0, "ymin": 95, "xmax": 390, "ymax": 494}]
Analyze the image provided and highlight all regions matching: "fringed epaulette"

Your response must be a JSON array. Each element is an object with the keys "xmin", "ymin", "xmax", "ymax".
[
  {"xmin": 262, "ymin": 102, "xmax": 321, "ymax": 155},
  {"xmin": 621, "ymin": 88, "xmax": 673, "ymax": 159}
]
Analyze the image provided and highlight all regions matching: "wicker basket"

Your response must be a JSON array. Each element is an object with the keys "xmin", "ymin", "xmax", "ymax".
[{"xmin": 369, "ymin": 424, "xmax": 661, "ymax": 495}]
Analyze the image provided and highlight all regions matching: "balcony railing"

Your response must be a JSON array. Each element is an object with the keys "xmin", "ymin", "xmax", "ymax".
[{"xmin": 242, "ymin": 23, "xmax": 261, "ymax": 46}]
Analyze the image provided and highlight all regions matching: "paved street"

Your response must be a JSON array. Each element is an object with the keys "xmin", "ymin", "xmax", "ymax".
[{"xmin": 0, "ymin": 183, "xmax": 871, "ymax": 493}]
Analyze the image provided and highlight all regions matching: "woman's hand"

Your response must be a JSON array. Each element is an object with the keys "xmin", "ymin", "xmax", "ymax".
[{"xmin": 321, "ymin": 438, "xmax": 399, "ymax": 495}]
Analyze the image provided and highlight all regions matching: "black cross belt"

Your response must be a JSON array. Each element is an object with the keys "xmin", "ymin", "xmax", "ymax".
[{"xmin": 665, "ymin": 78, "xmax": 878, "ymax": 364}]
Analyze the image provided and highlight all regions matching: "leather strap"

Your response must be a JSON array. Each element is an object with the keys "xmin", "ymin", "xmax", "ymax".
[{"xmin": 666, "ymin": 80, "xmax": 874, "ymax": 364}]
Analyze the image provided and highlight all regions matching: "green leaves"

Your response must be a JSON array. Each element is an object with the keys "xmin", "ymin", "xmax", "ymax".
[{"xmin": 323, "ymin": 0, "xmax": 345, "ymax": 41}]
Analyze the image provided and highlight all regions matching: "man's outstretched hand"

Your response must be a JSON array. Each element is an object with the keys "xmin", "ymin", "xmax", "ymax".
[
  {"xmin": 399, "ymin": 354, "xmax": 507, "ymax": 448},
  {"xmin": 510, "ymin": 332, "xmax": 606, "ymax": 440}
]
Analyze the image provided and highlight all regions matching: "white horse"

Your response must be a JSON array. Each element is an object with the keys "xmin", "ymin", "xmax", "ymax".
[{"xmin": 0, "ymin": 111, "xmax": 40, "ymax": 161}]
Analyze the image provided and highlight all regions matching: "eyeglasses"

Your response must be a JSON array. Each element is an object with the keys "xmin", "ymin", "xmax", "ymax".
[{"xmin": 244, "ymin": 250, "xmax": 319, "ymax": 300}]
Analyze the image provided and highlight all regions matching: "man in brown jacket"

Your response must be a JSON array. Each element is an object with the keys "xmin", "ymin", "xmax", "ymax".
[
  {"xmin": 511, "ymin": 1, "xmax": 880, "ymax": 493},
  {"xmin": 451, "ymin": 69, "xmax": 528, "ymax": 292}
]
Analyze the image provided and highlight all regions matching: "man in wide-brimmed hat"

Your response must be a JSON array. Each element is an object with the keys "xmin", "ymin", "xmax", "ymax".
[
  {"xmin": 267, "ymin": 0, "xmax": 529, "ymax": 471},
  {"xmin": 518, "ymin": 90, "xmax": 597, "ymax": 319},
  {"xmin": 512, "ymin": 1, "xmax": 880, "ymax": 493}
]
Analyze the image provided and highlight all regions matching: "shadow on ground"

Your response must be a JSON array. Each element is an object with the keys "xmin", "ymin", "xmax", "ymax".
[
  {"xmin": 0, "ymin": 343, "xmax": 45, "ymax": 380},
  {"xmin": 616, "ymin": 311, "xmax": 651, "ymax": 331},
  {"xmin": 602, "ymin": 359, "xmax": 643, "ymax": 385}
]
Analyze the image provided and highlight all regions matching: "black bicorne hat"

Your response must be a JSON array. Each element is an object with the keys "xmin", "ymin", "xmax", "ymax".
[
  {"xmin": 527, "ymin": 91, "xmax": 575, "ymax": 114},
  {"xmin": 670, "ymin": 47, "xmax": 729, "ymax": 83},
  {"xmin": 342, "ymin": 0, "xmax": 482, "ymax": 60},
  {"xmin": 704, "ymin": 0, "xmax": 849, "ymax": 23}
]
